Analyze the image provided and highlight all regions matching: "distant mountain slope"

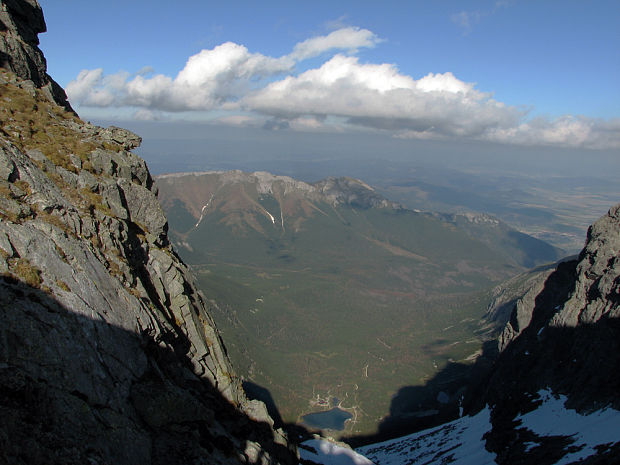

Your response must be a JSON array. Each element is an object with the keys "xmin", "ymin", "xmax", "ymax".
[
  {"xmin": 434, "ymin": 212, "xmax": 564, "ymax": 269},
  {"xmin": 157, "ymin": 170, "xmax": 561, "ymax": 435}
]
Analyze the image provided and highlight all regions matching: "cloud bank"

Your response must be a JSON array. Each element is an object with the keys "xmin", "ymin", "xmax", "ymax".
[{"xmin": 66, "ymin": 27, "xmax": 620, "ymax": 150}]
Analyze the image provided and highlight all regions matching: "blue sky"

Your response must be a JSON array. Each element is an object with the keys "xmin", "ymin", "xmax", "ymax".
[{"xmin": 38, "ymin": 0, "xmax": 620, "ymax": 150}]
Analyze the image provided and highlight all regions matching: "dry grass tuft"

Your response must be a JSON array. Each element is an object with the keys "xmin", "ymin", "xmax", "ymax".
[{"xmin": 12, "ymin": 257, "xmax": 42, "ymax": 288}]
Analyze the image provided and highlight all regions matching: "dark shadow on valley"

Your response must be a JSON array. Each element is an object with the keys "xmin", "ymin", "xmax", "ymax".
[
  {"xmin": 240, "ymin": 262, "xmax": 573, "ymax": 448},
  {"xmin": 239, "ymin": 312, "xmax": 620, "ymax": 465},
  {"xmin": 339, "ymin": 255, "xmax": 620, "ymax": 464},
  {"xmin": 342, "ymin": 338, "xmax": 500, "ymax": 448},
  {"xmin": 242, "ymin": 380, "xmax": 314, "ymax": 444},
  {"xmin": 239, "ymin": 336, "xmax": 502, "ymax": 449},
  {"xmin": 342, "ymin": 259, "xmax": 575, "ymax": 448},
  {"xmin": 223, "ymin": 254, "xmax": 620, "ymax": 462},
  {"xmin": 242, "ymin": 380, "xmax": 285, "ymax": 429},
  {"xmin": 0, "ymin": 275, "xmax": 298, "ymax": 464}
]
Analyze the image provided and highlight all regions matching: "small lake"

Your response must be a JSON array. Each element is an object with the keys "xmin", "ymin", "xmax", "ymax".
[{"xmin": 301, "ymin": 407, "xmax": 353, "ymax": 431}]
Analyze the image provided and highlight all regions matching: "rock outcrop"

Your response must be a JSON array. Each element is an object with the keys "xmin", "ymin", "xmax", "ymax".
[
  {"xmin": 0, "ymin": 2, "xmax": 295, "ymax": 463},
  {"xmin": 313, "ymin": 176, "xmax": 400, "ymax": 210},
  {"xmin": 0, "ymin": 0, "xmax": 72, "ymax": 111},
  {"xmin": 467, "ymin": 203, "xmax": 620, "ymax": 463},
  {"xmin": 494, "ymin": 204, "xmax": 619, "ymax": 359}
]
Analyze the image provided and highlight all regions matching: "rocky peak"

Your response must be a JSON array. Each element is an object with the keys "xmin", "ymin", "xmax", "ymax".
[
  {"xmin": 313, "ymin": 176, "xmax": 400, "ymax": 209},
  {"xmin": 551, "ymin": 203, "xmax": 620, "ymax": 327},
  {"xmin": 497, "ymin": 203, "xmax": 619, "ymax": 351},
  {"xmin": 252, "ymin": 170, "xmax": 315, "ymax": 196},
  {"xmin": 0, "ymin": 0, "xmax": 73, "ymax": 111},
  {"xmin": 0, "ymin": 0, "xmax": 44, "ymax": 43}
]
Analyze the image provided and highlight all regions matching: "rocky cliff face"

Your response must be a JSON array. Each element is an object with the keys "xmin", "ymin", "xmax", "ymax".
[
  {"xmin": 468, "ymin": 203, "xmax": 620, "ymax": 463},
  {"xmin": 0, "ymin": 0, "xmax": 72, "ymax": 111},
  {"xmin": 494, "ymin": 203, "xmax": 619, "ymax": 360},
  {"xmin": 0, "ymin": 2, "xmax": 294, "ymax": 464}
]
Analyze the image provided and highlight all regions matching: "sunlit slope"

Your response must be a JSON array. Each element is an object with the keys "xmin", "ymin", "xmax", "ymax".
[{"xmin": 157, "ymin": 171, "xmax": 547, "ymax": 435}]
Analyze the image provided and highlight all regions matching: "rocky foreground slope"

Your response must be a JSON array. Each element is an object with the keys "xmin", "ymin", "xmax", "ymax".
[{"xmin": 0, "ymin": 2, "xmax": 295, "ymax": 463}]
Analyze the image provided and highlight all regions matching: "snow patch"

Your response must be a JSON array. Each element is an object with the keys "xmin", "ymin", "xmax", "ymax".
[
  {"xmin": 194, "ymin": 194, "xmax": 215, "ymax": 229},
  {"xmin": 516, "ymin": 389, "xmax": 620, "ymax": 464},
  {"xmin": 357, "ymin": 407, "xmax": 496, "ymax": 465},
  {"xmin": 300, "ymin": 439, "xmax": 374, "ymax": 465}
]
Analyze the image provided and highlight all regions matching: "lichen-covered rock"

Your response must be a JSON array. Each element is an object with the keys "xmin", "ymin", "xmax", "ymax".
[
  {"xmin": 117, "ymin": 177, "xmax": 168, "ymax": 241},
  {"xmin": 99, "ymin": 125, "xmax": 143, "ymax": 150}
]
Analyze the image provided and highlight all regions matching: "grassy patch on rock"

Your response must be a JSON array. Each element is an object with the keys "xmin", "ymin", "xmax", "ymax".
[{"xmin": 0, "ymin": 70, "xmax": 123, "ymax": 173}]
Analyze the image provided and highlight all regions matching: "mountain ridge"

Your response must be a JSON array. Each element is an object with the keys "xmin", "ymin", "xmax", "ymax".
[{"xmin": 157, "ymin": 169, "xmax": 563, "ymax": 270}]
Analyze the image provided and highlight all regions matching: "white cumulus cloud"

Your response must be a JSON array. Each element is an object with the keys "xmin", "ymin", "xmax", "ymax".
[
  {"xmin": 484, "ymin": 116, "xmax": 620, "ymax": 149},
  {"xmin": 288, "ymin": 27, "xmax": 382, "ymax": 60},
  {"xmin": 67, "ymin": 42, "xmax": 293, "ymax": 112},
  {"xmin": 243, "ymin": 54, "xmax": 522, "ymax": 139},
  {"xmin": 66, "ymin": 26, "xmax": 620, "ymax": 150},
  {"xmin": 66, "ymin": 68, "xmax": 128, "ymax": 107}
]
